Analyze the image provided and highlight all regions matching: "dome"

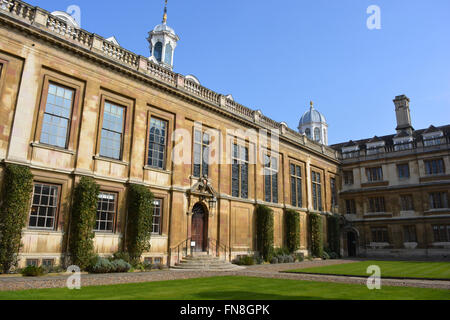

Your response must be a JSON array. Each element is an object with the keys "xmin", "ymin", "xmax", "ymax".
[
  {"xmin": 153, "ymin": 23, "xmax": 176, "ymax": 36},
  {"xmin": 299, "ymin": 105, "xmax": 327, "ymax": 127}
]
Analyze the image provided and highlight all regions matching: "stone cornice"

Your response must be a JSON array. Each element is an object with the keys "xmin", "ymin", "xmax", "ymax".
[{"xmin": 0, "ymin": 1, "xmax": 340, "ymax": 164}]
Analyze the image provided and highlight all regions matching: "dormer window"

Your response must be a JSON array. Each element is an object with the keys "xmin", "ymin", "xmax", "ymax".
[
  {"xmin": 366, "ymin": 141, "xmax": 385, "ymax": 155},
  {"xmin": 422, "ymin": 126, "xmax": 444, "ymax": 147},
  {"xmin": 394, "ymin": 137, "xmax": 413, "ymax": 151},
  {"xmin": 342, "ymin": 145, "xmax": 359, "ymax": 159}
]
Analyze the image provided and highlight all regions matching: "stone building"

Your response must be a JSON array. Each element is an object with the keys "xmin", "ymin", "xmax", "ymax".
[
  {"xmin": 0, "ymin": 1, "xmax": 341, "ymax": 268},
  {"xmin": 332, "ymin": 95, "xmax": 450, "ymax": 258},
  {"xmin": 0, "ymin": 1, "xmax": 448, "ymax": 268}
]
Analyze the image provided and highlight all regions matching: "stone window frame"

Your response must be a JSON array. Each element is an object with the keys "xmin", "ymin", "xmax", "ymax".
[
  {"xmin": 231, "ymin": 141, "xmax": 250, "ymax": 199},
  {"xmin": 432, "ymin": 224, "xmax": 450, "ymax": 242},
  {"xmin": 95, "ymin": 191, "xmax": 118, "ymax": 233},
  {"xmin": 191, "ymin": 125, "xmax": 214, "ymax": 178},
  {"xmin": 263, "ymin": 150, "xmax": 279, "ymax": 204},
  {"xmin": 289, "ymin": 161, "xmax": 304, "ymax": 208},
  {"xmin": 144, "ymin": 106, "xmax": 175, "ymax": 171},
  {"xmin": 311, "ymin": 168, "xmax": 324, "ymax": 211},
  {"xmin": 343, "ymin": 170, "xmax": 354, "ymax": 185},
  {"xmin": 429, "ymin": 191, "xmax": 449, "ymax": 210},
  {"xmin": 368, "ymin": 196, "xmax": 386, "ymax": 213},
  {"xmin": 33, "ymin": 72, "xmax": 84, "ymax": 152},
  {"xmin": 366, "ymin": 166, "xmax": 383, "ymax": 182},
  {"xmin": 397, "ymin": 163, "xmax": 410, "ymax": 179},
  {"xmin": 424, "ymin": 158, "xmax": 445, "ymax": 175},
  {"xmin": 400, "ymin": 194, "xmax": 414, "ymax": 211},
  {"xmin": 94, "ymin": 91, "xmax": 134, "ymax": 163},
  {"xmin": 151, "ymin": 198, "xmax": 163, "ymax": 235},
  {"xmin": 371, "ymin": 227, "xmax": 389, "ymax": 243},
  {"xmin": 150, "ymin": 191, "xmax": 169, "ymax": 236},
  {"xmin": 330, "ymin": 175, "xmax": 338, "ymax": 208},
  {"xmin": 94, "ymin": 183, "xmax": 125, "ymax": 234},
  {"xmin": 403, "ymin": 225, "xmax": 417, "ymax": 243},
  {"xmin": 28, "ymin": 181, "xmax": 62, "ymax": 231},
  {"xmin": 345, "ymin": 199, "xmax": 356, "ymax": 214}
]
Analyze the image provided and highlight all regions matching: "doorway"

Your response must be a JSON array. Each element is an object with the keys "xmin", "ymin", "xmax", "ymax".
[
  {"xmin": 191, "ymin": 203, "xmax": 208, "ymax": 252},
  {"xmin": 347, "ymin": 231, "xmax": 357, "ymax": 257}
]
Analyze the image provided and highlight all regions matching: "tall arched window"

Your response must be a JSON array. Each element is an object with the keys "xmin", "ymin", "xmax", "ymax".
[
  {"xmin": 154, "ymin": 42, "xmax": 163, "ymax": 62},
  {"xmin": 323, "ymin": 129, "xmax": 327, "ymax": 145},
  {"xmin": 314, "ymin": 128, "xmax": 321, "ymax": 142},
  {"xmin": 305, "ymin": 128, "xmax": 311, "ymax": 139},
  {"xmin": 164, "ymin": 43, "xmax": 173, "ymax": 65}
]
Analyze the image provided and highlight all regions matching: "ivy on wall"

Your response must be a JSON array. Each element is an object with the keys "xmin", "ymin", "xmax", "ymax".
[
  {"xmin": 256, "ymin": 204, "xmax": 274, "ymax": 261},
  {"xmin": 285, "ymin": 209, "xmax": 300, "ymax": 254},
  {"xmin": 125, "ymin": 184, "xmax": 154, "ymax": 264},
  {"xmin": 327, "ymin": 214, "xmax": 341, "ymax": 257},
  {"xmin": 0, "ymin": 164, "xmax": 33, "ymax": 273},
  {"xmin": 309, "ymin": 213, "xmax": 324, "ymax": 258},
  {"xmin": 68, "ymin": 177, "xmax": 100, "ymax": 270}
]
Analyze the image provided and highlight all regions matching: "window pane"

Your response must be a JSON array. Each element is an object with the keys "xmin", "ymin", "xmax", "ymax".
[
  {"xmin": 148, "ymin": 118, "xmax": 168, "ymax": 169},
  {"xmin": 29, "ymin": 183, "xmax": 58, "ymax": 230},
  {"xmin": 100, "ymin": 103, "xmax": 124, "ymax": 160},
  {"xmin": 95, "ymin": 192, "xmax": 116, "ymax": 232}
]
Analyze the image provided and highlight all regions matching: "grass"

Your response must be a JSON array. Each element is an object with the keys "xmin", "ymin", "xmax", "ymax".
[
  {"xmin": 286, "ymin": 261, "xmax": 450, "ymax": 280},
  {"xmin": 0, "ymin": 276, "xmax": 448, "ymax": 300}
]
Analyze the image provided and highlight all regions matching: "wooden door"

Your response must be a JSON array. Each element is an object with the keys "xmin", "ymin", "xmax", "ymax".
[{"xmin": 191, "ymin": 204, "xmax": 207, "ymax": 252}]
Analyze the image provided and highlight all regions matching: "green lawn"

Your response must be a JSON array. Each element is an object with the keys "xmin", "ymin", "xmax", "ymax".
[
  {"xmin": 0, "ymin": 276, "xmax": 448, "ymax": 300},
  {"xmin": 286, "ymin": 261, "xmax": 450, "ymax": 279}
]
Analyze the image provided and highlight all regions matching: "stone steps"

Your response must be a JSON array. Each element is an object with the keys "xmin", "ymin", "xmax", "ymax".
[{"xmin": 172, "ymin": 254, "xmax": 244, "ymax": 271}]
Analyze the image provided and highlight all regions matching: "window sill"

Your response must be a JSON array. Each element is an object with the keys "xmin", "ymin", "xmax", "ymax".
[
  {"xmin": 144, "ymin": 166, "xmax": 171, "ymax": 174},
  {"xmin": 94, "ymin": 156, "xmax": 129, "ymax": 166},
  {"xmin": 31, "ymin": 142, "xmax": 75, "ymax": 155},
  {"xmin": 364, "ymin": 212, "xmax": 392, "ymax": 217},
  {"xmin": 24, "ymin": 228, "xmax": 63, "ymax": 235}
]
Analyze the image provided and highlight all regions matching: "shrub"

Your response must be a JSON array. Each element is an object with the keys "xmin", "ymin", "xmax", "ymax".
[
  {"xmin": 43, "ymin": 265, "xmax": 64, "ymax": 274},
  {"xmin": 233, "ymin": 256, "xmax": 255, "ymax": 266},
  {"xmin": 321, "ymin": 251, "xmax": 330, "ymax": 260},
  {"xmin": 0, "ymin": 164, "xmax": 34, "ymax": 273},
  {"xmin": 309, "ymin": 213, "xmax": 324, "ymax": 258},
  {"xmin": 68, "ymin": 177, "xmax": 100, "ymax": 270},
  {"xmin": 110, "ymin": 259, "xmax": 131, "ymax": 273},
  {"xmin": 252, "ymin": 252, "xmax": 264, "ymax": 265},
  {"xmin": 327, "ymin": 215, "xmax": 341, "ymax": 258},
  {"xmin": 295, "ymin": 253, "xmax": 304, "ymax": 262},
  {"xmin": 273, "ymin": 247, "xmax": 290, "ymax": 257},
  {"xmin": 255, "ymin": 205, "xmax": 274, "ymax": 261},
  {"xmin": 285, "ymin": 209, "xmax": 300, "ymax": 254},
  {"xmin": 112, "ymin": 252, "xmax": 131, "ymax": 264},
  {"xmin": 126, "ymin": 184, "xmax": 154, "ymax": 265},
  {"xmin": 270, "ymin": 257, "xmax": 279, "ymax": 264},
  {"xmin": 87, "ymin": 257, "xmax": 113, "ymax": 274},
  {"xmin": 21, "ymin": 265, "xmax": 46, "ymax": 277}
]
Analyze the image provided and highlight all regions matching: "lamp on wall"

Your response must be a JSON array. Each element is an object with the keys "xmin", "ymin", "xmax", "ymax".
[{"xmin": 208, "ymin": 196, "xmax": 217, "ymax": 211}]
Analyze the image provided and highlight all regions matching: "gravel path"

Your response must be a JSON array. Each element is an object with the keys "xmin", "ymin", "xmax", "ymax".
[{"xmin": 0, "ymin": 259, "xmax": 449, "ymax": 292}]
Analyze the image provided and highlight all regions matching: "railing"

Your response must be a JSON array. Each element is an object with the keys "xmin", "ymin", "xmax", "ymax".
[
  {"xmin": 102, "ymin": 40, "xmax": 138, "ymax": 69},
  {"xmin": 184, "ymin": 80, "xmax": 220, "ymax": 105},
  {"xmin": 340, "ymin": 136, "xmax": 450, "ymax": 161},
  {"xmin": 207, "ymin": 238, "xmax": 231, "ymax": 261},
  {"xmin": 224, "ymin": 99, "xmax": 254, "ymax": 120},
  {"xmin": 168, "ymin": 237, "xmax": 192, "ymax": 266},
  {"xmin": 0, "ymin": 0, "xmax": 35, "ymax": 23},
  {"xmin": 47, "ymin": 15, "xmax": 92, "ymax": 47},
  {"xmin": 147, "ymin": 60, "xmax": 176, "ymax": 86}
]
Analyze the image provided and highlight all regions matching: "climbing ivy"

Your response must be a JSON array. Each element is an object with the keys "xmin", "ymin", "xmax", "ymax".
[
  {"xmin": 126, "ymin": 184, "xmax": 154, "ymax": 265},
  {"xmin": 0, "ymin": 164, "xmax": 34, "ymax": 273},
  {"xmin": 68, "ymin": 177, "xmax": 100, "ymax": 270},
  {"xmin": 256, "ymin": 204, "xmax": 274, "ymax": 261},
  {"xmin": 309, "ymin": 213, "xmax": 323, "ymax": 258},
  {"xmin": 285, "ymin": 209, "xmax": 300, "ymax": 254}
]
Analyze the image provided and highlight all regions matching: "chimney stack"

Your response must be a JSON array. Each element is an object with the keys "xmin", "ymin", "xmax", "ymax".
[{"xmin": 393, "ymin": 95, "xmax": 413, "ymax": 135}]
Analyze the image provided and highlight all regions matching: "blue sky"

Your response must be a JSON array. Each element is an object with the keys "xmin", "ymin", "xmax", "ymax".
[{"xmin": 30, "ymin": 0, "xmax": 450, "ymax": 144}]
